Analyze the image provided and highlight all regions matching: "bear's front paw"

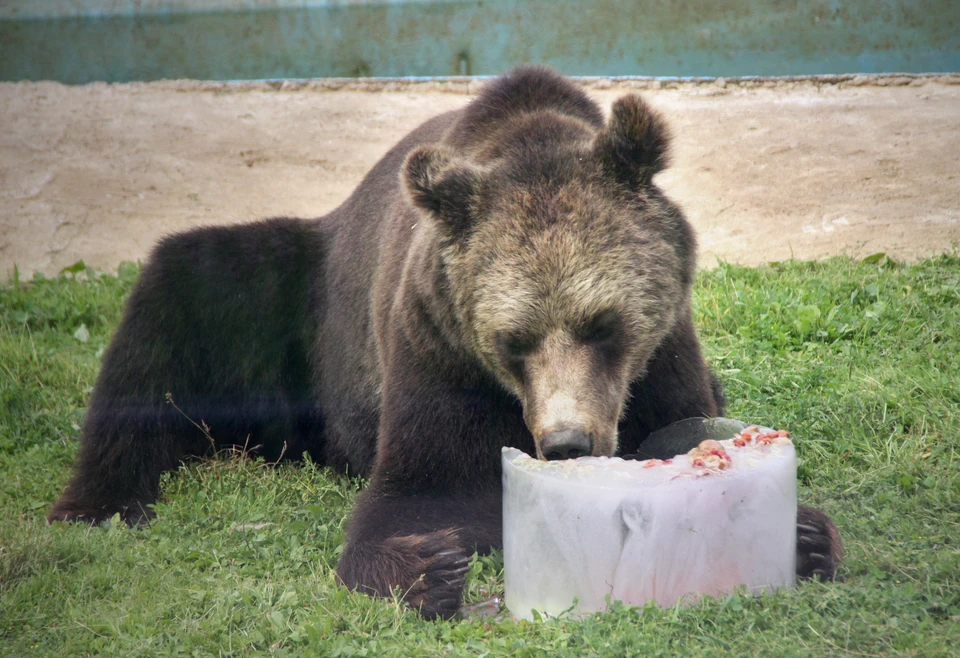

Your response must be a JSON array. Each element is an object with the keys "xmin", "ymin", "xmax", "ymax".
[
  {"xmin": 338, "ymin": 529, "xmax": 473, "ymax": 620},
  {"xmin": 385, "ymin": 530, "xmax": 472, "ymax": 620},
  {"xmin": 796, "ymin": 505, "xmax": 844, "ymax": 582}
]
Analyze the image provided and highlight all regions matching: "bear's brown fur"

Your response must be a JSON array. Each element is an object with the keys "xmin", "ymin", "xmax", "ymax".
[{"xmin": 49, "ymin": 67, "xmax": 841, "ymax": 618}]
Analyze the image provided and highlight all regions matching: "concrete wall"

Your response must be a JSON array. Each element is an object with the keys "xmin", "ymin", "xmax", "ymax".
[{"xmin": 2, "ymin": 1, "xmax": 958, "ymax": 82}]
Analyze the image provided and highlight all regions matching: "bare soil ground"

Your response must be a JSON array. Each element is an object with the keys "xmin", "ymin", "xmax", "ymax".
[{"xmin": 2, "ymin": 75, "xmax": 959, "ymax": 279}]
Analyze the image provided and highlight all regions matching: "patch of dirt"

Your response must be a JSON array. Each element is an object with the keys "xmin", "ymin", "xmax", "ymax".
[{"xmin": 1, "ymin": 75, "xmax": 959, "ymax": 278}]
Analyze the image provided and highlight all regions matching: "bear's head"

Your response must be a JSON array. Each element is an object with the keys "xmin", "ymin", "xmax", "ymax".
[{"xmin": 402, "ymin": 94, "xmax": 696, "ymax": 461}]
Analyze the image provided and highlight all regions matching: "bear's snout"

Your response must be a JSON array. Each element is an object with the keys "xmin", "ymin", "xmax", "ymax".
[
  {"xmin": 520, "ymin": 333, "xmax": 624, "ymax": 461},
  {"xmin": 540, "ymin": 429, "xmax": 594, "ymax": 461}
]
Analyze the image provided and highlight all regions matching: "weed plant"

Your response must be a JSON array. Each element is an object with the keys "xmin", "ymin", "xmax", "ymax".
[{"xmin": 1, "ymin": 255, "xmax": 958, "ymax": 656}]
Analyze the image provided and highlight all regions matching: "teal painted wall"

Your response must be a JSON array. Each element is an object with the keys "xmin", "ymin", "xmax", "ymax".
[{"xmin": 2, "ymin": 1, "xmax": 958, "ymax": 83}]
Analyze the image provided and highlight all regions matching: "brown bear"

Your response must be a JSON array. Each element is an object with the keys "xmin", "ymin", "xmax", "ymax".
[{"xmin": 49, "ymin": 66, "xmax": 842, "ymax": 619}]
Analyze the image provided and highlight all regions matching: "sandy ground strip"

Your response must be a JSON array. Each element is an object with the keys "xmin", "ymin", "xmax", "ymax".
[{"xmin": 2, "ymin": 75, "xmax": 959, "ymax": 279}]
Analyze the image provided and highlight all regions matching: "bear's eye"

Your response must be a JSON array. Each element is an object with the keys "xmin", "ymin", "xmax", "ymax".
[
  {"xmin": 578, "ymin": 310, "xmax": 620, "ymax": 345},
  {"xmin": 495, "ymin": 331, "xmax": 538, "ymax": 361}
]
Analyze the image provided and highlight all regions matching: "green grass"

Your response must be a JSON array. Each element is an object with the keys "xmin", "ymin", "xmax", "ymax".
[{"xmin": 1, "ymin": 255, "xmax": 959, "ymax": 657}]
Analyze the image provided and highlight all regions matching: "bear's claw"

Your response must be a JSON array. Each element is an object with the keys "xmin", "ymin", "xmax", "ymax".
[{"xmin": 408, "ymin": 538, "xmax": 473, "ymax": 620}]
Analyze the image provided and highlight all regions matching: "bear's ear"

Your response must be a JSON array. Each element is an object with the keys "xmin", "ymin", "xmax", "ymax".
[
  {"xmin": 402, "ymin": 145, "xmax": 485, "ymax": 240},
  {"xmin": 592, "ymin": 94, "xmax": 671, "ymax": 189}
]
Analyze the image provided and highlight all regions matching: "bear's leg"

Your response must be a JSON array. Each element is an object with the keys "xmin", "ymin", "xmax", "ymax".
[
  {"xmin": 47, "ymin": 403, "xmax": 205, "ymax": 525},
  {"xmin": 337, "ymin": 369, "xmax": 527, "ymax": 619},
  {"xmin": 49, "ymin": 219, "xmax": 323, "ymax": 525},
  {"xmin": 47, "ymin": 314, "xmax": 219, "ymax": 525}
]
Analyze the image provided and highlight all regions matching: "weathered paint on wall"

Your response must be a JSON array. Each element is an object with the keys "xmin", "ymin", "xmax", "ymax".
[
  {"xmin": 2, "ymin": 0, "xmax": 958, "ymax": 83},
  {"xmin": 0, "ymin": 1, "xmax": 432, "ymax": 21}
]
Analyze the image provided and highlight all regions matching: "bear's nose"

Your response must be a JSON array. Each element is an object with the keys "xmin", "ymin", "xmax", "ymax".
[{"xmin": 541, "ymin": 429, "xmax": 594, "ymax": 461}]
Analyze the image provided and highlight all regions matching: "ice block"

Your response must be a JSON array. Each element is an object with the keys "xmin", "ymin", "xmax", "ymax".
[{"xmin": 502, "ymin": 425, "xmax": 797, "ymax": 620}]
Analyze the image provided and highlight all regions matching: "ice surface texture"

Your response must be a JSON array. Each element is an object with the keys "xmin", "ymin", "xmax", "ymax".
[{"xmin": 502, "ymin": 430, "xmax": 797, "ymax": 620}]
